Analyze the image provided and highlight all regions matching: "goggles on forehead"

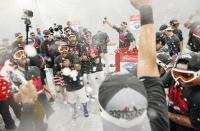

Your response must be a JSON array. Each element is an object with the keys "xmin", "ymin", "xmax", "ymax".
[
  {"xmin": 58, "ymin": 46, "xmax": 68, "ymax": 53},
  {"xmin": 13, "ymin": 50, "xmax": 27, "ymax": 60},
  {"xmin": 171, "ymin": 68, "xmax": 200, "ymax": 83}
]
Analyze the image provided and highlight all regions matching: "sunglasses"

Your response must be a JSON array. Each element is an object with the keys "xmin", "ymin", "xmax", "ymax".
[
  {"xmin": 171, "ymin": 68, "xmax": 200, "ymax": 83},
  {"xmin": 44, "ymin": 35, "xmax": 49, "ymax": 38},
  {"xmin": 13, "ymin": 50, "xmax": 27, "ymax": 60}
]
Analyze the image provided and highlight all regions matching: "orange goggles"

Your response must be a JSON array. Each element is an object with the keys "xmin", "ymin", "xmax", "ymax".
[
  {"xmin": 13, "ymin": 50, "xmax": 27, "ymax": 60},
  {"xmin": 171, "ymin": 68, "xmax": 200, "ymax": 83},
  {"xmin": 58, "ymin": 46, "xmax": 68, "ymax": 53}
]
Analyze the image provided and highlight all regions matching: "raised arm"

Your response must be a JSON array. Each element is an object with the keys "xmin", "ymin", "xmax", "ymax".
[
  {"xmin": 104, "ymin": 20, "xmax": 114, "ymax": 28},
  {"xmin": 130, "ymin": 0, "xmax": 159, "ymax": 78}
]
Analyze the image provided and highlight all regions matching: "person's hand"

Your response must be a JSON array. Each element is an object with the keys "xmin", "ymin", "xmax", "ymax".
[
  {"xmin": 129, "ymin": 0, "xmax": 151, "ymax": 10},
  {"xmin": 50, "ymin": 91, "xmax": 56, "ymax": 98}
]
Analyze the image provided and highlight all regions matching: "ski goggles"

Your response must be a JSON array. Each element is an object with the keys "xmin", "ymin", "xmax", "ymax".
[
  {"xmin": 171, "ymin": 68, "xmax": 200, "ymax": 83},
  {"xmin": 58, "ymin": 46, "xmax": 68, "ymax": 53},
  {"xmin": 13, "ymin": 50, "xmax": 27, "ymax": 60}
]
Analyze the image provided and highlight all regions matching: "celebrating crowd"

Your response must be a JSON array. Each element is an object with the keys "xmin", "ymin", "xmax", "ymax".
[{"xmin": 0, "ymin": 0, "xmax": 200, "ymax": 131}]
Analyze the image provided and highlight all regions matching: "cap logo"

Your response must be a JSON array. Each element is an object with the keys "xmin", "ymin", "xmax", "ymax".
[{"xmin": 108, "ymin": 106, "xmax": 145, "ymax": 120}]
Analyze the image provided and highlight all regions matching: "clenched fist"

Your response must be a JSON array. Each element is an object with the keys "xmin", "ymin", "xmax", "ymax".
[{"xmin": 129, "ymin": 0, "xmax": 151, "ymax": 10}]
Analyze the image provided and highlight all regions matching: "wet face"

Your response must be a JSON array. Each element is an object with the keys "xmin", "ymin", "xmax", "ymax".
[
  {"xmin": 68, "ymin": 35, "xmax": 77, "ymax": 44},
  {"xmin": 30, "ymin": 34, "xmax": 36, "ymax": 40},
  {"xmin": 84, "ymin": 33, "xmax": 92, "ymax": 44},
  {"xmin": 176, "ymin": 63, "xmax": 200, "ymax": 88},
  {"xmin": 65, "ymin": 29, "xmax": 72, "ymax": 36},
  {"xmin": 173, "ymin": 21, "xmax": 180, "ymax": 28},
  {"xmin": 37, "ymin": 28, "xmax": 41, "ymax": 34},
  {"xmin": 16, "ymin": 34, "xmax": 23, "ymax": 42},
  {"xmin": 120, "ymin": 23, "xmax": 127, "ymax": 32},
  {"xmin": 44, "ymin": 35, "xmax": 51, "ymax": 41},
  {"xmin": 62, "ymin": 51, "xmax": 68, "ymax": 57},
  {"xmin": 164, "ymin": 30, "xmax": 173, "ymax": 37},
  {"xmin": 158, "ymin": 65, "xmax": 166, "ymax": 76}
]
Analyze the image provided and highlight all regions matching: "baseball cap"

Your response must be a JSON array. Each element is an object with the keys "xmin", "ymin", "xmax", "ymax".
[
  {"xmin": 159, "ymin": 24, "xmax": 174, "ymax": 32},
  {"xmin": 43, "ymin": 30, "xmax": 51, "ymax": 36},
  {"xmin": 156, "ymin": 32, "xmax": 165, "ymax": 45},
  {"xmin": 64, "ymin": 27, "xmax": 71, "ymax": 32},
  {"xmin": 54, "ymin": 35, "xmax": 62, "ymax": 40},
  {"xmin": 98, "ymin": 73, "xmax": 151, "ymax": 131},
  {"xmin": 157, "ymin": 53, "xmax": 172, "ymax": 70},
  {"xmin": 30, "ymin": 32, "xmax": 35, "ymax": 36},
  {"xmin": 174, "ymin": 52, "xmax": 200, "ymax": 71}
]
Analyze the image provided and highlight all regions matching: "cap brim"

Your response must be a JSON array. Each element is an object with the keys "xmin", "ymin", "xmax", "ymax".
[
  {"xmin": 102, "ymin": 115, "xmax": 151, "ymax": 131},
  {"xmin": 165, "ymin": 27, "xmax": 174, "ymax": 31}
]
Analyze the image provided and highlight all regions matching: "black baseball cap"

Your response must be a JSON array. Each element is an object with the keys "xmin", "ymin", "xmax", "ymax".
[
  {"xmin": 157, "ymin": 53, "xmax": 172, "ymax": 70},
  {"xmin": 64, "ymin": 27, "xmax": 71, "ymax": 32},
  {"xmin": 54, "ymin": 35, "xmax": 62, "ymax": 40},
  {"xmin": 159, "ymin": 24, "xmax": 173, "ymax": 32},
  {"xmin": 174, "ymin": 52, "xmax": 200, "ymax": 71},
  {"xmin": 99, "ymin": 73, "xmax": 151, "ymax": 130},
  {"xmin": 43, "ymin": 30, "xmax": 51, "ymax": 36},
  {"xmin": 156, "ymin": 32, "xmax": 165, "ymax": 45},
  {"xmin": 30, "ymin": 32, "xmax": 35, "ymax": 36}
]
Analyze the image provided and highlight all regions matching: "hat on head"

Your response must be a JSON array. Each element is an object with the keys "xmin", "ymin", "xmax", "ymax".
[
  {"xmin": 159, "ymin": 24, "xmax": 174, "ymax": 32},
  {"xmin": 98, "ymin": 73, "xmax": 151, "ymax": 131},
  {"xmin": 30, "ymin": 32, "xmax": 35, "ymax": 36},
  {"xmin": 156, "ymin": 32, "xmax": 165, "ymax": 45},
  {"xmin": 157, "ymin": 53, "xmax": 172, "ymax": 70},
  {"xmin": 174, "ymin": 52, "xmax": 200, "ymax": 71},
  {"xmin": 43, "ymin": 30, "xmax": 51, "ymax": 36},
  {"xmin": 64, "ymin": 27, "xmax": 71, "ymax": 32}
]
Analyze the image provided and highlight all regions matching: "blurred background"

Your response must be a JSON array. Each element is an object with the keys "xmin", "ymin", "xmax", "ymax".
[{"xmin": 0, "ymin": 0, "xmax": 200, "ymax": 44}]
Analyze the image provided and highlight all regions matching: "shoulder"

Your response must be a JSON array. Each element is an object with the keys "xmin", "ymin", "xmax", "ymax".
[
  {"xmin": 189, "ymin": 88, "xmax": 200, "ymax": 104},
  {"xmin": 188, "ymin": 88, "xmax": 200, "ymax": 129},
  {"xmin": 140, "ymin": 77, "xmax": 163, "ymax": 88}
]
